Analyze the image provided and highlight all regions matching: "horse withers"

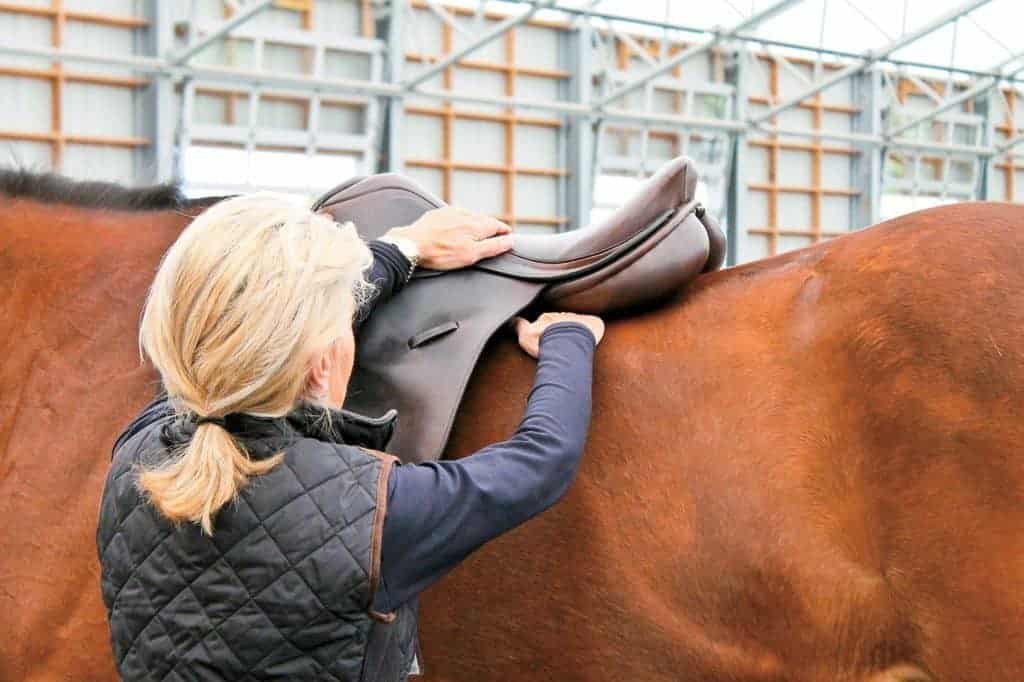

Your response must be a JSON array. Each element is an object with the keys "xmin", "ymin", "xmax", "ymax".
[{"xmin": 1, "ymin": 172, "xmax": 1022, "ymax": 681}]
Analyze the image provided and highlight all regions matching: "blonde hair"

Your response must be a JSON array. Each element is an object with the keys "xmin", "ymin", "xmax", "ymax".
[{"xmin": 137, "ymin": 193, "xmax": 373, "ymax": 535}]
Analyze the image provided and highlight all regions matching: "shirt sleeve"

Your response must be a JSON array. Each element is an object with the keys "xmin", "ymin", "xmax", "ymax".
[
  {"xmin": 355, "ymin": 240, "xmax": 411, "ymax": 330},
  {"xmin": 372, "ymin": 321, "xmax": 596, "ymax": 614}
]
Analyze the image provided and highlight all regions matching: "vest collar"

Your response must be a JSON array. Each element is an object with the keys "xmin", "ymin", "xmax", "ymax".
[{"xmin": 161, "ymin": 402, "xmax": 398, "ymax": 455}]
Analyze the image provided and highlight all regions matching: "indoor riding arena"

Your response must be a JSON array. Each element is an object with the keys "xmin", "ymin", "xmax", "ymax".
[{"xmin": 3, "ymin": 1, "xmax": 1024, "ymax": 681}]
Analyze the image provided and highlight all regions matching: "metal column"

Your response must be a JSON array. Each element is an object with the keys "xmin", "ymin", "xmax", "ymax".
[
  {"xmin": 979, "ymin": 88, "xmax": 998, "ymax": 200},
  {"xmin": 851, "ymin": 68, "xmax": 882, "ymax": 228},
  {"xmin": 725, "ymin": 45, "xmax": 749, "ymax": 265},
  {"xmin": 381, "ymin": 0, "xmax": 407, "ymax": 173},
  {"xmin": 565, "ymin": 18, "xmax": 594, "ymax": 231},
  {"xmin": 137, "ymin": 0, "xmax": 176, "ymax": 183}
]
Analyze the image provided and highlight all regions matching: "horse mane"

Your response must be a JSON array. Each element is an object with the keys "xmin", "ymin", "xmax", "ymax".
[{"xmin": 0, "ymin": 167, "xmax": 219, "ymax": 212}]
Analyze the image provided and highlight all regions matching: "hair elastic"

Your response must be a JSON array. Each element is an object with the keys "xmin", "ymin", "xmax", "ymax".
[{"xmin": 195, "ymin": 415, "xmax": 227, "ymax": 428}]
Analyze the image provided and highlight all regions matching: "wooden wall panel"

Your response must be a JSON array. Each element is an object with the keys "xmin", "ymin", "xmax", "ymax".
[
  {"xmin": 0, "ymin": 1, "xmax": 149, "ymax": 181},
  {"xmin": 744, "ymin": 56, "xmax": 859, "ymax": 261},
  {"xmin": 403, "ymin": 1, "xmax": 568, "ymax": 233}
]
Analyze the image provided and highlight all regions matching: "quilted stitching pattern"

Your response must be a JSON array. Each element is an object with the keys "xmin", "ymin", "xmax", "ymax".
[{"xmin": 97, "ymin": 419, "xmax": 405, "ymax": 682}]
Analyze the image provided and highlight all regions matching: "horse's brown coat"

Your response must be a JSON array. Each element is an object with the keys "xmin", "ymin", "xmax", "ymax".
[
  {"xmin": 1, "ymin": 194, "xmax": 1022, "ymax": 681},
  {"xmin": 0, "ymin": 199, "xmax": 193, "ymax": 681}
]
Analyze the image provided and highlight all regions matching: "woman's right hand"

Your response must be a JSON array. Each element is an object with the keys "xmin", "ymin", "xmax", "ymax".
[
  {"xmin": 385, "ymin": 206, "xmax": 513, "ymax": 271},
  {"xmin": 514, "ymin": 313, "xmax": 605, "ymax": 359}
]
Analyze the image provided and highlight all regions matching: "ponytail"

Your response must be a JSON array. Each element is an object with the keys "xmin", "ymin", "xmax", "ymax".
[
  {"xmin": 136, "ymin": 193, "xmax": 372, "ymax": 536},
  {"xmin": 137, "ymin": 422, "xmax": 283, "ymax": 535}
]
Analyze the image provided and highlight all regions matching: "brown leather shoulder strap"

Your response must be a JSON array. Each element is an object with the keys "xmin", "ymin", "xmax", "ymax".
[{"xmin": 363, "ymin": 447, "xmax": 399, "ymax": 623}]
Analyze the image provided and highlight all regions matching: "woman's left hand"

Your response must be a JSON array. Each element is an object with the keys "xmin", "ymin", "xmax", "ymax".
[{"xmin": 385, "ymin": 206, "xmax": 514, "ymax": 270}]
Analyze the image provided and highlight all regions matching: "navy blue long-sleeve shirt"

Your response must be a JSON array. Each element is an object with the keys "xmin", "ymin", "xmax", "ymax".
[
  {"xmin": 374, "ymin": 322, "xmax": 593, "ymax": 613},
  {"xmin": 114, "ymin": 240, "xmax": 596, "ymax": 616},
  {"xmin": 357, "ymin": 243, "xmax": 596, "ymax": 613}
]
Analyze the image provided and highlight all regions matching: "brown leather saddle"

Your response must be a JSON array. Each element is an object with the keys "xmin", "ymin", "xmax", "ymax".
[{"xmin": 313, "ymin": 156, "xmax": 725, "ymax": 463}]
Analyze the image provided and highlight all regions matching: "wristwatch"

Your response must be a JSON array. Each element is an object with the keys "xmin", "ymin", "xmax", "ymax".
[{"xmin": 378, "ymin": 234, "xmax": 420, "ymax": 283}]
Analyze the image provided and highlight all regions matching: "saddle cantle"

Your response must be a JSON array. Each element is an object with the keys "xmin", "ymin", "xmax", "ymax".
[{"xmin": 313, "ymin": 156, "xmax": 725, "ymax": 462}]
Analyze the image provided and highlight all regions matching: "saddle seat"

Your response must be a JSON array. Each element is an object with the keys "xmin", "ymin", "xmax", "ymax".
[
  {"xmin": 313, "ymin": 156, "xmax": 725, "ymax": 461},
  {"xmin": 488, "ymin": 155, "xmax": 719, "ymax": 274}
]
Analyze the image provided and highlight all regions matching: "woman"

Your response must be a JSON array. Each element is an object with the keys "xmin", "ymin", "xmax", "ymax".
[{"xmin": 97, "ymin": 193, "xmax": 603, "ymax": 681}]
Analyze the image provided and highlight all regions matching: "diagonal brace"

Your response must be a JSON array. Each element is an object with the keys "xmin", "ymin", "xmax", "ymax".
[
  {"xmin": 403, "ymin": 0, "xmax": 558, "ymax": 91},
  {"xmin": 596, "ymin": 0, "xmax": 803, "ymax": 109},
  {"xmin": 169, "ymin": 0, "xmax": 275, "ymax": 65},
  {"xmin": 991, "ymin": 131, "xmax": 1024, "ymax": 157},
  {"xmin": 751, "ymin": 0, "xmax": 993, "ymax": 125},
  {"xmin": 887, "ymin": 55, "xmax": 1024, "ymax": 140}
]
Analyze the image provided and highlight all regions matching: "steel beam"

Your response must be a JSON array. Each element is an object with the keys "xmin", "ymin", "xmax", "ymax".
[
  {"xmin": 565, "ymin": 18, "xmax": 595, "ymax": 232},
  {"xmin": 726, "ymin": 47, "xmax": 749, "ymax": 266},
  {"xmin": 990, "ymin": 131, "xmax": 1024, "ymax": 157},
  {"xmin": 168, "ymin": 0, "xmax": 275, "ymax": 65},
  {"xmin": 382, "ymin": 0, "xmax": 406, "ymax": 173},
  {"xmin": 1, "ymin": 40, "xmax": 1009, "ymax": 158},
  {"xmin": 0, "ymin": 42, "xmax": 744, "ymax": 129},
  {"xmin": 137, "ymin": 0, "xmax": 176, "ymax": 183},
  {"xmin": 763, "ymin": 123, "xmax": 991, "ymax": 155},
  {"xmin": 978, "ymin": 88, "xmax": 998, "ymax": 199},
  {"xmin": 596, "ymin": 0, "xmax": 802, "ymax": 108},
  {"xmin": 423, "ymin": 0, "xmax": 473, "ymax": 40},
  {"xmin": 402, "ymin": 0, "xmax": 558, "ymax": 91},
  {"xmin": 887, "ymin": 54, "xmax": 1024, "ymax": 140},
  {"xmin": 491, "ymin": 0, "xmax": 1024, "ymax": 86},
  {"xmin": 851, "ymin": 69, "xmax": 882, "ymax": 228},
  {"xmin": 751, "ymin": 0, "xmax": 993, "ymax": 125}
]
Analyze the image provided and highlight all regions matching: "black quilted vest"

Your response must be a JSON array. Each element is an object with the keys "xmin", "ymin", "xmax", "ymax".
[{"xmin": 97, "ymin": 402, "xmax": 418, "ymax": 681}]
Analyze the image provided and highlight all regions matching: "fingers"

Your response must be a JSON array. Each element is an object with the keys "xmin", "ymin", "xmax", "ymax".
[
  {"xmin": 528, "ymin": 312, "xmax": 606, "ymax": 346},
  {"xmin": 513, "ymin": 316, "xmax": 540, "ymax": 358},
  {"xmin": 513, "ymin": 316, "xmax": 530, "ymax": 337},
  {"xmin": 473, "ymin": 234, "xmax": 515, "ymax": 260},
  {"xmin": 471, "ymin": 216, "xmax": 511, "ymax": 240}
]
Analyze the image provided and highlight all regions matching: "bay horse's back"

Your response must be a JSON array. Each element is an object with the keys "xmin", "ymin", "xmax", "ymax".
[
  {"xmin": 0, "ymin": 195, "xmax": 190, "ymax": 681},
  {"xmin": 423, "ymin": 202, "xmax": 1024, "ymax": 681}
]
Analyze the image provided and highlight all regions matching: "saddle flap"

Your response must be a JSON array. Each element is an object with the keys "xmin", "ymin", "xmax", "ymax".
[{"xmin": 345, "ymin": 270, "xmax": 543, "ymax": 462}]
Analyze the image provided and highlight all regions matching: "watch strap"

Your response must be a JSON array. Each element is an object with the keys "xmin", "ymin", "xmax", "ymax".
[{"xmin": 378, "ymin": 235, "xmax": 419, "ymax": 283}]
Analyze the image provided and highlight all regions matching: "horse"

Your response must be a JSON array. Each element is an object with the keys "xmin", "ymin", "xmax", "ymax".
[{"xmin": 2, "ymin": 170, "xmax": 1022, "ymax": 681}]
